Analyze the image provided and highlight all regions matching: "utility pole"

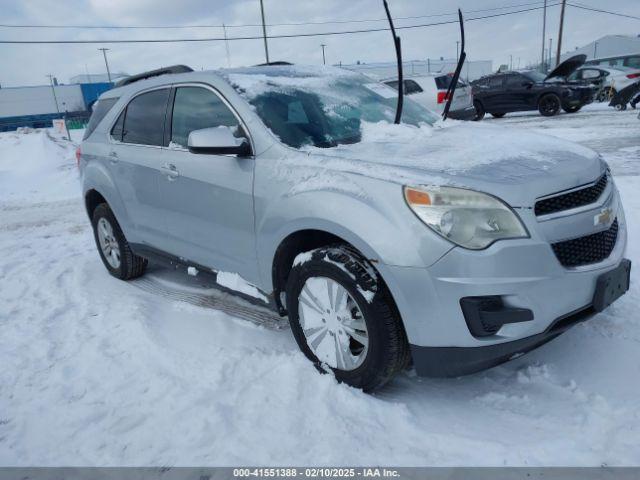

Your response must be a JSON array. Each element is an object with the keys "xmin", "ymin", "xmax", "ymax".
[
  {"xmin": 555, "ymin": 0, "xmax": 567, "ymax": 67},
  {"xmin": 540, "ymin": 0, "xmax": 547, "ymax": 71},
  {"xmin": 510, "ymin": 54, "xmax": 513, "ymax": 70},
  {"xmin": 46, "ymin": 74, "xmax": 60, "ymax": 114},
  {"xmin": 320, "ymin": 44, "xmax": 326, "ymax": 65},
  {"xmin": 456, "ymin": 41, "xmax": 460, "ymax": 61},
  {"xmin": 594, "ymin": 41, "xmax": 598, "ymax": 59},
  {"xmin": 548, "ymin": 38, "xmax": 553, "ymax": 70},
  {"xmin": 98, "ymin": 48, "xmax": 112, "ymax": 83},
  {"xmin": 223, "ymin": 24, "xmax": 231, "ymax": 67},
  {"xmin": 259, "ymin": 0, "xmax": 270, "ymax": 64}
]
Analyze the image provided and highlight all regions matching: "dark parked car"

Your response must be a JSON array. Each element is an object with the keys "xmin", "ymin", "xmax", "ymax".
[{"xmin": 471, "ymin": 55, "xmax": 595, "ymax": 119}]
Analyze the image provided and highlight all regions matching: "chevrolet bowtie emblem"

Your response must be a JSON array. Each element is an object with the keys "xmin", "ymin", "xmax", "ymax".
[{"xmin": 594, "ymin": 207, "xmax": 613, "ymax": 227}]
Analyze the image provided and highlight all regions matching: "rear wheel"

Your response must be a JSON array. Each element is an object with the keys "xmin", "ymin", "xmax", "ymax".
[
  {"xmin": 286, "ymin": 245, "xmax": 410, "ymax": 392},
  {"xmin": 490, "ymin": 112, "xmax": 506, "ymax": 118},
  {"xmin": 613, "ymin": 102, "xmax": 627, "ymax": 111},
  {"xmin": 91, "ymin": 203, "xmax": 147, "ymax": 280},
  {"xmin": 538, "ymin": 94, "xmax": 561, "ymax": 116},
  {"xmin": 473, "ymin": 100, "xmax": 485, "ymax": 121},
  {"xmin": 562, "ymin": 105, "xmax": 582, "ymax": 113}
]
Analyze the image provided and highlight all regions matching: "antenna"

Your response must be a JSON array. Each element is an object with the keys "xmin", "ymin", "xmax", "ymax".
[
  {"xmin": 442, "ymin": 10, "xmax": 466, "ymax": 121},
  {"xmin": 383, "ymin": 0, "xmax": 403, "ymax": 124}
]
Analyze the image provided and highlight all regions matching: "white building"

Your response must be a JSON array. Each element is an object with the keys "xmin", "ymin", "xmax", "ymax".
[
  {"xmin": 340, "ymin": 59, "xmax": 493, "ymax": 82},
  {"xmin": 557, "ymin": 34, "xmax": 640, "ymax": 69}
]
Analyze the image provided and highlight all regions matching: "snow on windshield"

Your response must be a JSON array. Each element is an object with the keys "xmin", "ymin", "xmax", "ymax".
[{"xmin": 224, "ymin": 66, "xmax": 438, "ymax": 149}]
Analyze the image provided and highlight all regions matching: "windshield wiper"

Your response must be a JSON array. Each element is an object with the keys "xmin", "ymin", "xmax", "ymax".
[
  {"xmin": 442, "ymin": 9, "xmax": 466, "ymax": 121},
  {"xmin": 383, "ymin": 0, "xmax": 403, "ymax": 124}
]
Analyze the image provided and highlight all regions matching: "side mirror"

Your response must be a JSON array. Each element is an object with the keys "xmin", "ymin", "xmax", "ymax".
[{"xmin": 187, "ymin": 126, "xmax": 252, "ymax": 156}]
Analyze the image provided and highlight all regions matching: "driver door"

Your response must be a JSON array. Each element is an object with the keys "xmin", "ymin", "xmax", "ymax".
[{"xmin": 157, "ymin": 85, "xmax": 258, "ymax": 282}]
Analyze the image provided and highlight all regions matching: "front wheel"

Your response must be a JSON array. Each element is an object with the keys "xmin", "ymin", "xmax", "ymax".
[
  {"xmin": 562, "ymin": 105, "xmax": 582, "ymax": 113},
  {"xmin": 613, "ymin": 103, "xmax": 627, "ymax": 111},
  {"xmin": 538, "ymin": 94, "xmax": 561, "ymax": 116},
  {"xmin": 286, "ymin": 245, "xmax": 410, "ymax": 392},
  {"xmin": 473, "ymin": 100, "xmax": 485, "ymax": 121},
  {"xmin": 91, "ymin": 203, "xmax": 147, "ymax": 280}
]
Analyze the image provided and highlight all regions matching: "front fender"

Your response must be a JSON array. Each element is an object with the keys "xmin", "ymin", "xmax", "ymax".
[{"xmin": 255, "ymin": 182, "xmax": 453, "ymax": 292}]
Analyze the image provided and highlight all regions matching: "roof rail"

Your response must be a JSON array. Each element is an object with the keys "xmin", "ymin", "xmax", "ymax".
[{"xmin": 114, "ymin": 65, "xmax": 193, "ymax": 88}]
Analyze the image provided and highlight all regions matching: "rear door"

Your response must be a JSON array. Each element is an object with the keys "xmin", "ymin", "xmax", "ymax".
[
  {"xmin": 107, "ymin": 87, "xmax": 171, "ymax": 249},
  {"xmin": 482, "ymin": 75, "xmax": 505, "ymax": 111},
  {"xmin": 157, "ymin": 84, "xmax": 257, "ymax": 281}
]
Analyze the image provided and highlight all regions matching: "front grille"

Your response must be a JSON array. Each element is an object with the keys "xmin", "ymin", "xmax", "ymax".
[
  {"xmin": 551, "ymin": 218, "xmax": 618, "ymax": 267},
  {"xmin": 535, "ymin": 174, "xmax": 608, "ymax": 216}
]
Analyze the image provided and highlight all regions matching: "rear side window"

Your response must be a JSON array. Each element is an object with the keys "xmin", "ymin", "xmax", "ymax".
[
  {"xmin": 122, "ymin": 88, "xmax": 170, "ymax": 146},
  {"xmin": 170, "ymin": 87, "xmax": 239, "ymax": 148},
  {"xmin": 384, "ymin": 80, "xmax": 400, "ymax": 91},
  {"xmin": 403, "ymin": 79, "xmax": 423, "ymax": 95},
  {"xmin": 435, "ymin": 75, "xmax": 468, "ymax": 90},
  {"xmin": 83, "ymin": 97, "xmax": 118, "ymax": 140}
]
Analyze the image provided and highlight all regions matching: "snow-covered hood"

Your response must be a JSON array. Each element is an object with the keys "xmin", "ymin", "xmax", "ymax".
[{"xmin": 305, "ymin": 121, "xmax": 604, "ymax": 208}]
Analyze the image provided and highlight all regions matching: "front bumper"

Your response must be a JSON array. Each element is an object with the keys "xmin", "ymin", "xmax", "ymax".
[{"xmin": 377, "ymin": 186, "xmax": 629, "ymax": 376}]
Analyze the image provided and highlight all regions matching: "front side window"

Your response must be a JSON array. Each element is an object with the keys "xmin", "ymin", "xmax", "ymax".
[
  {"xmin": 122, "ymin": 88, "xmax": 170, "ymax": 146},
  {"xmin": 170, "ymin": 87, "xmax": 239, "ymax": 148},
  {"xmin": 488, "ymin": 76, "xmax": 503, "ymax": 88}
]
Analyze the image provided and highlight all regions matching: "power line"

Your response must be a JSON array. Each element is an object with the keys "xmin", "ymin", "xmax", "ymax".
[
  {"xmin": 0, "ymin": 1, "xmax": 549, "ymax": 30},
  {"xmin": 0, "ymin": 4, "xmax": 561, "ymax": 44},
  {"xmin": 567, "ymin": 3, "xmax": 640, "ymax": 21}
]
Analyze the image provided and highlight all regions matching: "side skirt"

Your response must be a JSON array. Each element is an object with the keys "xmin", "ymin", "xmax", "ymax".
[{"xmin": 130, "ymin": 243, "xmax": 280, "ymax": 313}]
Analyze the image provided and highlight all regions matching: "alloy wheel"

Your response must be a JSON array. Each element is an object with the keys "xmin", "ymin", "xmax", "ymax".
[{"xmin": 97, "ymin": 217, "xmax": 121, "ymax": 269}]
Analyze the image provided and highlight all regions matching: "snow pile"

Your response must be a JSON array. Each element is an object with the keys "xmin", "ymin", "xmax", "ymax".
[
  {"xmin": 309, "ymin": 120, "xmax": 599, "ymax": 174},
  {"xmin": 1, "ymin": 108, "xmax": 640, "ymax": 467},
  {"xmin": 0, "ymin": 129, "xmax": 79, "ymax": 204}
]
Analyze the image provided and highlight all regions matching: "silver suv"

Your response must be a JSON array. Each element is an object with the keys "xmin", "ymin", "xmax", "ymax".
[{"xmin": 80, "ymin": 64, "xmax": 630, "ymax": 391}]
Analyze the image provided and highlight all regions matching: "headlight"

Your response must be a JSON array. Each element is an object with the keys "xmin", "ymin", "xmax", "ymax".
[{"xmin": 404, "ymin": 186, "xmax": 528, "ymax": 249}]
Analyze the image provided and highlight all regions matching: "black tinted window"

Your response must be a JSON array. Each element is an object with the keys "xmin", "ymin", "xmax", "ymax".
[
  {"xmin": 170, "ymin": 87, "xmax": 239, "ymax": 148},
  {"xmin": 83, "ymin": 97, "xmax": 118, "ymax": 140},
  {"xmin": 384, "ymin": 80, "xmax": 399, "ymax": 91},
  {"xmin": 122, "ymin": 89, "xmax": 170, "ymax": 146},
  {"xmin": 404, "ymin": 79, "xmax": 423, "ymax": 95},
  {"xmin": 504, "ymin": 74, "xmax": 524, "ymax": 87},
  {"xmin": 435, "ymin": 75, "xmax": 467, "ymax": 90},
  {"xmin": 111, "ymin": 110, "xmax": 125, "ymax": 141},
  {"xmin": 489, "ymin": 76, "xmax": 504, "ymax": 88}
]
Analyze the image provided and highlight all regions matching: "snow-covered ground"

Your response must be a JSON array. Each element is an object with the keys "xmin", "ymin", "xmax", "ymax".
[{"xmin": 0, "ymin": 104, "xmax": 639, "ymax": 466}]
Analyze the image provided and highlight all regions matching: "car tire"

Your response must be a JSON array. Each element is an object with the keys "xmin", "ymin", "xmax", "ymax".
[
  {"xmin": 91, "ymin": 203, "xmax": 147, "ymax": 280},
  {"xmin": 490, "ymin": 112, "xmax": 506, "ymax": 118},
  {"xmin": 286, "ymin": 245, "xmax": 410, "ymax": 392},
  {"xmin": 473, "ymin": 100, "xmax": 485, "ymax": 121},
  {"xmin": 613, "ymin": 103, "xmax": 627, "ymax": 111},
  {"xmin": 562, "ymin": 105, "xmax": 582, "ymax": 113},
  {"xmin": 538, "ymin": 94, "xmax": 561, "ymax": 116}
]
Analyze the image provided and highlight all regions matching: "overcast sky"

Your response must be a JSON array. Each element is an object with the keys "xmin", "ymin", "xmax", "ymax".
[{"xmin": 1, "ymin": 0, "xmax": 638, "ymax": 87}]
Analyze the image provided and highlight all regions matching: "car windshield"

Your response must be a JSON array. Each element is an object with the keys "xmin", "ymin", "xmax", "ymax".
[
  {"xmin": 225, "ymin": 66, "xmax": 438, "ymax": 149},
  {"xmin": 521, "ymin": 70, "xmax": 547, "ymax": 82}
]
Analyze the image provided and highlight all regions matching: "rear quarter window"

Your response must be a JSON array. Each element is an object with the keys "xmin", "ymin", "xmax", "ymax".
[
  {"xmin": 435, "ymin": 75, "xmax": 468, "ymax": 90},
  {"xmin": 83, "ymin": 97, "xmax": 119, "ymax": 140}
]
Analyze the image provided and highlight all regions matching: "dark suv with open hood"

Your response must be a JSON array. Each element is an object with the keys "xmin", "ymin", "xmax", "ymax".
[{"xmin": 471, "ymin": 55, "xmax": 595, "ymax": 119}]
